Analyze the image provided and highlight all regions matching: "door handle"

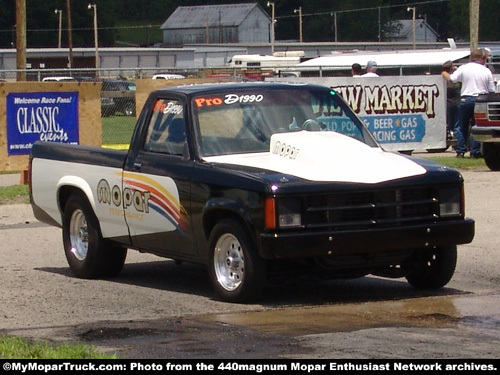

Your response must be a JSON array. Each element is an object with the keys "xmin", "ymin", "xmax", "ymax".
[{"xmin": 133, "ymin": 162, "xmax": 142, "ymax": 170}]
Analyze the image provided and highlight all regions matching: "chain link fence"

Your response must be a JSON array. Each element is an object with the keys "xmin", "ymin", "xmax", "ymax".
[{"xmin": 2, "ymin": 62, "xmax": 498, "ymax": 148}]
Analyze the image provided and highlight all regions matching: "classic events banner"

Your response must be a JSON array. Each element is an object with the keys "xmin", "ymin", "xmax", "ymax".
[{"xmin": 6, "ymin": 92, "xmax": 79, "ymax": 155}]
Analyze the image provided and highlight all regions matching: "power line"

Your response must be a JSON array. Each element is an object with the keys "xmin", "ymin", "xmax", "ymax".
[
  {"xmin": 276, "ymin": 0, "xmax": 450, "ymax": 19},
  {"xmin": 0, "ymin": 0, "xmax": 451, "ymax": 34},
  {"xmin": 0, "ymin": 24, "xmax": 163, "ymax": 34}
]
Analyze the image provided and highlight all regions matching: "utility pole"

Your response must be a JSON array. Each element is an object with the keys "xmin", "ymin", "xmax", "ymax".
[
  {"xmin": 470, "ymin": 0, "xmax": 480, "ymax": 51},
  {"xmin": 15, "ymin": 0, "xmax": 27, "ymax": 81},
  {"xmin": 294, "ymin": 7, "xmax": 302, "ymax": 43},
  {"xmin": 333, "ymin": 12, "xmax": 338, "ymax": 42},
  {"xmin": 66, "ymin": 0, "xmax": 74, "ymax": 69},
  {"xmin": 55, "ymin": 9, "xmax": 63, "ymax": 48},
  {"xmin": 378, "ymin": 7, "xmax": 381, "ymax": 42},
  {"xmin": 267, "ymin": 2, "xmax": 275, "ymax": 54},
  {"xmin": 407, "ymin": 7, "xmax": 416, "ymax": 50},
  {"xmin": 88, "ymin": 4, "xmax": 99, "ymax": 77}
]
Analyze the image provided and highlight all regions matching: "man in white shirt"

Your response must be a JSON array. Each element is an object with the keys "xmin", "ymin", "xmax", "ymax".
[{"xmin": 442, "ymin": 49, "xmax": 495, "ymax": 158}]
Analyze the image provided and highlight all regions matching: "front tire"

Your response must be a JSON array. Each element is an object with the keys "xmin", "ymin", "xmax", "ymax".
[
  {"xmin": 62, "ymin": 192, "xmax": 127, "ymax": 279},
  {"xmin": 405, "ymin": 245, "xmax": 457, "ymax": 289},
  {"xmin": 483, "ymin": 143, "xmax": 500, "ymax": 171},
  {"xmin": 208, "ymin": 219, "xmax": 266, "ymax": 303}
]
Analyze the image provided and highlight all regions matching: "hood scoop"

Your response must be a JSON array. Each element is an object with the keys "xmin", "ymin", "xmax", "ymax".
[{"xmin": 203, "ymin": 131, "xmax": 426, "ymax": 184}]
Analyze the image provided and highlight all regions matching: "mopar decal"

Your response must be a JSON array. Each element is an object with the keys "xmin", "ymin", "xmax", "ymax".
[
  {"xmin": 97, "ymin": 179, "xmax": 151, "ymax": 213},
  {"xmin": 272, "ymin": 140, "xmax": 300, "ymax": 160}
]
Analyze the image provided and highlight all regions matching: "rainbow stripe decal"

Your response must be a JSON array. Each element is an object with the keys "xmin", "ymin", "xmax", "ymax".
[{"xmin": 122, "ymin": 172, "xmax": 189, "ymax": 235}]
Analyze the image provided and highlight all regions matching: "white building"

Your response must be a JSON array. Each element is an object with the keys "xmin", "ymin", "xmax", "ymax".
[
  {"xmin": 160, "ymin": 3, "xmax": 271, "ymax": 46},
  {"xmin": 386, "ymin": 19, "xmax": 439, "ymax": 43}
]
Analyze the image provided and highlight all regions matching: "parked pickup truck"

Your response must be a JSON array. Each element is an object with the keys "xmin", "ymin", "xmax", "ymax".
[
  {"xmin": 29, "ymin": 82, "xmax": 475, "ymax": 302},
  {"xmin": 472, "ymin": 92, "xmax": 500, "ymax": 170}
]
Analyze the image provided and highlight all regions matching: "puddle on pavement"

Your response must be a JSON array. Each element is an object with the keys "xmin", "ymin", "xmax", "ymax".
[{"xmin": 201, "ymin": 294, "xmax": 500, "ymax": 336}]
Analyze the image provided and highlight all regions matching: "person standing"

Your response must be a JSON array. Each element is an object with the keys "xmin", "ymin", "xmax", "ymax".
[
  {"xmin": 442, "ymin": 49, "xmax": 495, "ymax": 158},
  {"xmin": 362, "ymin": 61, "xmax": 379, "ymax": 77},
  {"xmin": 351, "ymin": 63, "xmax": 362, "ymax": 77},
  {"xmin": 442, "ymin": 60, "xmax": 461, "ymax": 144}
]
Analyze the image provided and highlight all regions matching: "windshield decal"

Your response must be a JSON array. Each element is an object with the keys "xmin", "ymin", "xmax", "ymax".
[
  {"xmin": 224, "ymin": 94, "xmax": 264, "ymax": 104},
  {"xmin": 153, "ymin": 100, "xmax": 183, "ymax": 115},
  {"xmin": 195, "ymin": 94, "xmax": 264, "ymax": 108}
]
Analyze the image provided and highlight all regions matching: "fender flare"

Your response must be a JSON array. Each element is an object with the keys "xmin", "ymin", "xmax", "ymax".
[
  {"xmin": 57, "ymin": 175, "xmax": 96, "ymax": 214},
  {"xmin": 202, "ymin": 197, "xmax": 255, "ymax": 240}
]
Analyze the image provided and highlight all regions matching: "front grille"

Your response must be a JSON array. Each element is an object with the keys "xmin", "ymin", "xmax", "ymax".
[
  {"xmin": 487, "ymin": 102, "xmax": 500, "ymax": 121},
  {"xmin": 305, "ymin": 186, "xmax": 439, "ymax": 230}
]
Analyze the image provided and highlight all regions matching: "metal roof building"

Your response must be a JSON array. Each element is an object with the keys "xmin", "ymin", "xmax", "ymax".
[
  {"xmin": 160, "ymin": 3, "xmax": 271, "ymax": 46},
  {"xmin": 387, "ymin": 19, "xmax": 439, "ymax": 43}
]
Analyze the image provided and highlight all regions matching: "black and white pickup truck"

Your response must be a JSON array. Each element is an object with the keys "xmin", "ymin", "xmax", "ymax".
[{"xmin": 29, "ymin": 82, "xmax": 475, "ymax": 302}]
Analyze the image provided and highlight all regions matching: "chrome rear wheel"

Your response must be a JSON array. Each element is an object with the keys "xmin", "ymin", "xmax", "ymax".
[{"xmin": 68, "ymin": 209, "xmax": 89, "ymax": 261}]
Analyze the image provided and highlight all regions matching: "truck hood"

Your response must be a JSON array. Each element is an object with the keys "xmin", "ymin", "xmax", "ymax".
[{"xmin": 202, "ymin": 131, "xmax": 426, "ymax": 184}]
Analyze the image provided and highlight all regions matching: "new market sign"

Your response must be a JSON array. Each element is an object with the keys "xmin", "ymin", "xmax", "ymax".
[{"xmin": 272, "ymin": 76, "xmax": 447, "ymax": 152}]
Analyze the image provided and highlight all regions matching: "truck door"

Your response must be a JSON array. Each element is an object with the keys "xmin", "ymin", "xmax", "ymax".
[{"xmin": 122, "ymin": 97, "xmax": 196, "ymax": 258}]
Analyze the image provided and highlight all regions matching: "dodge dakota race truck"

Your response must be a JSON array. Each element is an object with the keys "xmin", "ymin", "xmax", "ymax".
[
  {"xmin": 29, "ymin": 82, "xmax": 475, "ymax": 302},
  {"xmin": 472, "ymin": 92, "xmax": 500, "ymax": 170}
]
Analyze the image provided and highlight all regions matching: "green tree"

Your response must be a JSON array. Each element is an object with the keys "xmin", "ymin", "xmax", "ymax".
[
  {"xmin": 448, "ymin": 0, "xmax": 500, "ymax": 41},
  {"xmin": 0, "ymin": 2, "xmax": 15, "ymax": 47},
  {"xmin": 448, "ymin": 0, "xmax": 469, "ymax": 40}
]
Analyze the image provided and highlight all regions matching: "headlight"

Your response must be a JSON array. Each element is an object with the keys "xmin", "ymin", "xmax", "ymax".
[
  {"xmin": 439, "ymin": 186, "xmax": 462, "ymax": 217},
  {"xmin": 277, "ymin": 198, "xmax": 302, "ymax": 228},
  {"xmin": 474, "ymin": 102, "xmax": 487, "ymax": 115},
  {"xmin": 474, "ymin": 102, "xmax": 487, "ymax": 120}
]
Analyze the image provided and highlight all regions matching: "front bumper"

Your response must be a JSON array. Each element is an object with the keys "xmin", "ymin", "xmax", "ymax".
[
  {"xmin": 260, "ymin": 218, "xmax": 475, "ymax": 259},
  {"xmin": 471, "ymin": 125, "xmax": 500, "ymax": 142}
]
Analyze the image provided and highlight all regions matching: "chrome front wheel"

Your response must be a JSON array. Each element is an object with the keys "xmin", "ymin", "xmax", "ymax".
[
  {"xmin": 213, "ymin": 233, "xmax": 245, "ymax": 292},
  {"xmin": 208, "ymin": 219, "xmax": 266, "ymax": 303}
]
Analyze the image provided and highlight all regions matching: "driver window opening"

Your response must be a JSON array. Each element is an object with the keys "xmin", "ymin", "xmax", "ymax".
[{"xmin": 144, "ymin": 99, "xmax": 186, "ymax": 156}]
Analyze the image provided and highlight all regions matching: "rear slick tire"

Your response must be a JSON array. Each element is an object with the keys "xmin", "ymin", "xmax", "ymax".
[{"xmin": 62, "ymin": 192, "xmax": 126, "ymax": 279}]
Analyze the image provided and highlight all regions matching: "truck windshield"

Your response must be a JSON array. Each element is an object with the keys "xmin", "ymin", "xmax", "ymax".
[{"xmin": 193, "ymin": 87, "xmax": 377, "ymax": 157}]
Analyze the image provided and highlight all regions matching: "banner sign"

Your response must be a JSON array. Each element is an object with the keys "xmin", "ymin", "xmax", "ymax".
[
  {"xmin": 272, "ymin": 76, "xmax": 447, "ymax": 152},
  {"xmin": 6, "ymin": 92, "xmax": 79, "ymax": 155}
]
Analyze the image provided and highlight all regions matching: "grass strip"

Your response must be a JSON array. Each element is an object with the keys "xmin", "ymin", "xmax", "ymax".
[{"xmin": 0, "ymin": 335, "xmax": 117, "ymax": 359}]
